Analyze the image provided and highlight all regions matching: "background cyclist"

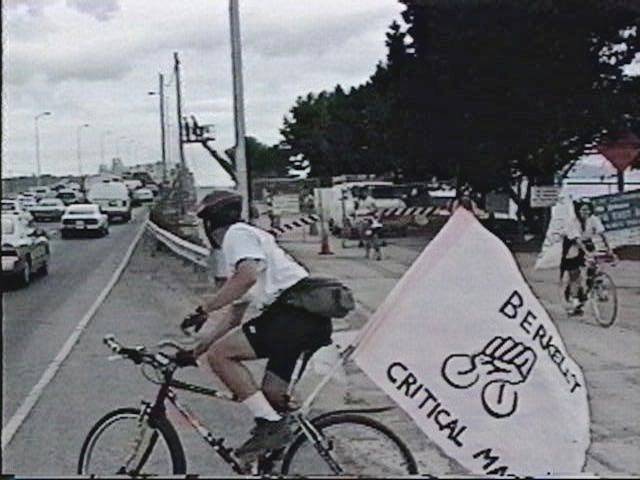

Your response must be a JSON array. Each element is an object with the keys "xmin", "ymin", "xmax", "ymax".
[{"xmin": 560, "ymin": 199, "xmax": 613, "ymax": 314}]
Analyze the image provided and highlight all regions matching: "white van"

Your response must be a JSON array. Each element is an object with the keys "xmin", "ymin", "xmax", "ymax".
[
  {"xmin": 325, "ymin": 181, "xmax": 405, "ymax": 232},
  {"xmin": 87, "ymin": 181, "xmax": 132, "ymax": 222}
]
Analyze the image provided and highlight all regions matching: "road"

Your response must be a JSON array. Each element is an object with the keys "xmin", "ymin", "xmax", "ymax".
[{"xmin": 2, "ymin": 208, "xmax": 146, "ymax": 429}]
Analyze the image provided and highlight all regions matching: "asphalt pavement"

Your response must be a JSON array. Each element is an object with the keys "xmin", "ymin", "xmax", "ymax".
[{"xmin": 2, "ymin": 207, "xmax": 147, "ymax": 430}]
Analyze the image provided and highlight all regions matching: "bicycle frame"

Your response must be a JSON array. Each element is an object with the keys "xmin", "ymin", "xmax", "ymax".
[{"xmin": 135, "ymin": 369, "xmax": 345, "ymax": 475}]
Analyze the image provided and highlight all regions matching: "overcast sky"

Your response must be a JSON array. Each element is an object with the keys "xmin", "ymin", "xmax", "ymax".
[{"xmin": 3, "ymin": 0, "xmax": 404, "ymax": 185}]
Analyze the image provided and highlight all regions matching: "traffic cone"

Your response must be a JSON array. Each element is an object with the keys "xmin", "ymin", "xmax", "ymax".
[{"xmin": 319, "ymin": 232, "xmax": 334, "ymax": 255}]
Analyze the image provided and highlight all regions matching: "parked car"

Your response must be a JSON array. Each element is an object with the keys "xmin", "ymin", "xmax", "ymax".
[
  {"xmin": 60, "ymin": 204, "xmax": 109, "ymax": 238},
  {"xmin": 30, "ymin": 198, "xmax": 67, "ymax": 222},
  {"xmin": 56, "ymin": 189, "xmax": 82, "ymax": 206},
  {"xmin": 2, "ymin": 199, "xmax": 34, "ymax": 224},
  {"xmin": 1, "ymin": 215, "xmax": 49, "ymax": 286},
  {"xmin": 86, "ymin": 181, "xmax": 131, "ymax": 222},
  {"xmin": 133, "ymin": 188, "xmax": 154, "ymax": 204}
]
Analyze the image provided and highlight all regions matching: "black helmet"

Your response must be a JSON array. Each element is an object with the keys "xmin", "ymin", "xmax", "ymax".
[{"xmin": 196, "ymin": 189, "xmax": 243, "ymax": 230}]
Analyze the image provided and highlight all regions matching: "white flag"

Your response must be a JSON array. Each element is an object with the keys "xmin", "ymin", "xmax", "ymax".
[
  {"xmin": 353, "ymin": 209, "xmax": 590, "ymax": 477},
  {"xmin": 534, "ymin": 192, "xmax": 577, "ymax": 270}
]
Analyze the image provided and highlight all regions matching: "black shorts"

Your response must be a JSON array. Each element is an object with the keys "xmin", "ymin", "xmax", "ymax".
[{"xmin": 242, "ymin": 302, "xmax": 332, "ymax": 382}]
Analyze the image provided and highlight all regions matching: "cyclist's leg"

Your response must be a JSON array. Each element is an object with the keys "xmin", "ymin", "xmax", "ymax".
[
  {"xmin": 206, "ymin": 327, "xmax": 260, "ymax": 401},
  {"xmin": 566, "ymin": 268, "xmax": 583, "ymax": 310},
  {"xmin": 259, "ymin": 306, "xmax": 332, "ymax": 409},
  {"xmin": 262, "ymin": 359, "xmax": 299, "ymax": 412}
]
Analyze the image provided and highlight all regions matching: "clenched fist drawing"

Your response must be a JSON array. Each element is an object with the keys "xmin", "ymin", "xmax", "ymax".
[{"xmin": 441, "ymin": 336, "xmax": 537, "ymax": 418}]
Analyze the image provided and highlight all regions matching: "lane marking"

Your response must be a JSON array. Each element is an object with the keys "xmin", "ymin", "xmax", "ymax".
[{"xmin": 1, "ymin": 217, "xmax": 149, "ymax": 451}]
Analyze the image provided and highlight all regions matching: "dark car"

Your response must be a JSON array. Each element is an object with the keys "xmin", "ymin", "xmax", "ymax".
[{"xmin": 30, "ymin": 198, "xmax": 67, "ymax": 222}]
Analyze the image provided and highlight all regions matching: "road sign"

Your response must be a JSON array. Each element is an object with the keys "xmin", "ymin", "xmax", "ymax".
[
  {"xmin": 530, "ymin": 186, "xmax": 560, "ymax": 208},
  {"xmin": 596, "ymin": 132, "xmax": 640, "ymax": 172}
]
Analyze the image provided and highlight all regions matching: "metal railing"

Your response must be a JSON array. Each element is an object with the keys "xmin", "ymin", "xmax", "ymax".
[{"xmin": 146, "ymin": 221, "xmax": 210, "ymax": 267}]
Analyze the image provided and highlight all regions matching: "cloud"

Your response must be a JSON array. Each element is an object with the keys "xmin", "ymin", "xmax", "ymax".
[
  {"xmin": 243, "ymin": 5, "xmax": 396, "ymax": 60},
  {"xmin": 4, "ymin": 0, "xmax": 57, "ymax": 17},
  {"xmin": 66, "ymin": 0, "xmax": 120, "ymax": 22},
  {"xmin": 2, "ymin": 0, "xmax": 403, "ymax": 182}
]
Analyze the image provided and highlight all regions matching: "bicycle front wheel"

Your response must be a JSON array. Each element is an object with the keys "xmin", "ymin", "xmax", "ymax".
[
  {"xmin": 591, "ymin": 272, "xmax": 618, "ymax": 327},
  {"xmin": 281, "ymin": 413, "xmax": 418, "ymax": 476},
  {"xmin": 77, "ymin": 407, "xmax": 186, "ymax": 475}
]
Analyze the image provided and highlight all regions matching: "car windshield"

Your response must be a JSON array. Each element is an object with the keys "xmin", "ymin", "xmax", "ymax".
[
  {"xmin": 59, "ymin": 193, "xmax": 75, "ymax": 198},
  {"xmin": 2, "ymin": 202, "xmax": 17, "ymax": 211},
  {"xmin": 2, "ymin": 217, "xmax": 15, "ymax": 234},
  {"xmin": 68, "ymin": 207, "xmax": 97, "ymax": 214}
]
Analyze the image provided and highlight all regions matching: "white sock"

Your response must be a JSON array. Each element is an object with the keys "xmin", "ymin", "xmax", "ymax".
[{"xmin": 242, "ymin": 391, "xmax": 281, "ymax": 421}]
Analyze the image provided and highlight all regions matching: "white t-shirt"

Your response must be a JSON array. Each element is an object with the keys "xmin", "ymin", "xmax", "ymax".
[
  {"xmin": 564, "ymin": 215, "xmax": 606, "ymax": 253},
  {"xmin": 222, "ymin": 223, "xmax": 309, "ymax": 320},
  {"xmin": 565, "ymin": 215, "xmax": 605, "ymax": 241}
]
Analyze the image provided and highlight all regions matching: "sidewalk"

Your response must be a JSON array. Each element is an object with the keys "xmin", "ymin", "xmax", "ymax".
[{"xmin": 273, "ymin": 222, "xmax": 640, "ymax": 476}]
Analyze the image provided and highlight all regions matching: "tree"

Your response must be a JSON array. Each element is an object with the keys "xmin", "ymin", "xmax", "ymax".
[
  {"xmin": 245, "ymin": 136, "xmax": 290, "ymax": 178},
  {"xmin": 399, "ymin": 0, "xmax": 640, "ymax": 207},
  {"xmin": 278, "ymin": 0, "xmax": 640, "ymax": 225}
]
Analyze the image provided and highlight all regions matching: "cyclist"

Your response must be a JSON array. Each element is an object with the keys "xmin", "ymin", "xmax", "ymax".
[
  {"xmin": 560, "ymin": 199, "xmax": 612, "ymax": 314},
  {"xmin": 178, "ymin": 190, "xmax": 332, "ymax": 460}
]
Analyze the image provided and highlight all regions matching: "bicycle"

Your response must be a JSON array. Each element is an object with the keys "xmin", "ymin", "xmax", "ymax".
[
  {"xmin": 584, "ymin": 252, "xmax": 618, "ymax": 327},
  {"xmin": 77, "ymin": 335, "xmax": 418, "ymax": 476},
  {"xmin": 563, "ymin": 252, "xmax": 618, "ymax": 327}
]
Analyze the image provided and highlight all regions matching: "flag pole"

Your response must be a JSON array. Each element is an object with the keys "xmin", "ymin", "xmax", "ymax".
[{"xmin": 301, "ymin": 344, "xmax": 356, "ymax": 412}]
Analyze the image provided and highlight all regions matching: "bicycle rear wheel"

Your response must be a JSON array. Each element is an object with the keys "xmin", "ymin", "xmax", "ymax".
[
  {"xmin": 78, "ymin": 407, "xmax": 186, "ymax": 475},
  {"xmin": 590, "ymin": 272, "xmax": 618, "ymax": 327},
  {"xmin": 281, "ymin": 413, "xmax": 418, "ymax": 476}
]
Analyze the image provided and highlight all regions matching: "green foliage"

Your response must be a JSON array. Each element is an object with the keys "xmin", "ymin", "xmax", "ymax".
[
  {"xmin": 279, "ymin": 0, "xmax": 640, "ymax": 194},
  {"xmin": 245, "ymin": 136, "xmax": 290, "ymax": 178}
]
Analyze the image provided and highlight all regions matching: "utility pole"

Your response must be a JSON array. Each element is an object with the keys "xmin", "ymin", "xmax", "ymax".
[
  {"xmin": 174, "ymin": 51, "xmax": 187, "ymax": 215},
  {"xmin": 34, "ymin": 111, "xmax": 51, "ymax": 186},
  {"xmin": 77, "ymin": 123, "xmax": 90, "ymax": 177},
  {"xmin": 159, "ymin": 73, "xmax": 168, "ymax": 185},
  {"xmin": 229, "ymin": 0, "xmax": 250, "ymax": 220}
]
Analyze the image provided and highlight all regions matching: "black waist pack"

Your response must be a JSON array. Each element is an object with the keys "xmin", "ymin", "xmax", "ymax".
[{"xmin": 281, "ymin": 277, "xmax": 355, "ymax": 318}]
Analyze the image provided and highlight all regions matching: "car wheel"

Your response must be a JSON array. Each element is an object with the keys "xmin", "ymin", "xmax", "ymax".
[
  {"xmin": 40, "ymin": 261, "xmax": 49, "ymax": 276},
  {"xmin": 21, "ymin": 259, "xmax": 31, "ymax": 286},
  {"xmin": 61, "ymin": 230, "xmax": 68, "ymax": 239}
]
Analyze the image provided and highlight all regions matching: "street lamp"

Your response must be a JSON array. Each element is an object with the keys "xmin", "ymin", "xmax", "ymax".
[
  {"xmin": 76, "ymin": 123, "xmax": 90, "ymax": 176},
  {"xmin": 100, "ymin": 130, "xmax": 112, "ymax": 164},
  {"xmin": 34, "ymin": 111, "xmax": 52, "ymax": 186}
]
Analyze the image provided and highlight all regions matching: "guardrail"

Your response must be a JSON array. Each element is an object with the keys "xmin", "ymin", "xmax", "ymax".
[{"xmin": 146, "ymin": 221, "xmax": 210, "ymax": 268}]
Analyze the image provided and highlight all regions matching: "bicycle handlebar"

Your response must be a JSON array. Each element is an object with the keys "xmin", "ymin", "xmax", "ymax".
[{"xmin": 103, "ymin": 334, "xmax": 178, "ymax": 370}]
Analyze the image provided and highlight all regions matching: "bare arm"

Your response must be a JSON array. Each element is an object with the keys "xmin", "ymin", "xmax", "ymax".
[
  {"xmin": 201, "ymin": 260, "xmax": 260, "ymax": 314},
  {"xmin": 194, "ymin": 303, "xmax": 248, "ymax": 357}
]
